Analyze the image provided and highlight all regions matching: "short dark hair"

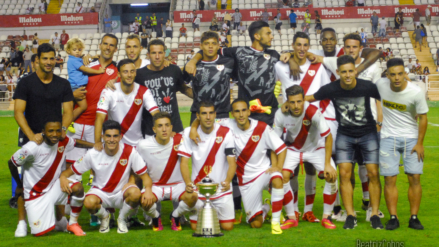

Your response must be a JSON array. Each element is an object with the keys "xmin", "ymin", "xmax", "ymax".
[
  {"xmin": 31, "ymin": 54, "xmax": 37, "ymax": 62},
  {"xmin": 285, "ymin": 85, "xmax": 304, "ymax": 99},
  {"xmin": 337, "ymin": 55, "xmax": 355, "ymax": 68},
  {"xmin": 343, "ymin": 33, "xmax": 362, "ymax": 46},
  {"xmin": 153, "ymin": 112, "xmax": 172, "ymax": 125},
  {"xmin": 387, "ymin": 58, "xmax": 404, "ymax": 69},
  {"xmin": 293, "ymin": 32, "xmax": 310, "ymax": 45},
  {"xmin": 37, "ymin": 43, "xmax": 56, "ymax": 58},
  {"xmin": 43, "ymin": 115, "xmax": 62, "ymax": 129},
  {"xmin": 126, "ymin": 34, "xmax": 141, "ymax": 44},
  {"xmin": 148, "ymin": 39, "xmax": 165, "ymax": 53},
  {"xmin": 103, "ymin": 120, "xmax": 121, "ymax": 134},
  {"xmin": 248, "ymin": 20, "xmax": 270, "ymax": 43},
  {"xmin": 117, "ymin": 59, "xmax": 135, "ymax": 71},
  {"xmin": 201, "ymin": 31, "xmax": 219, "ymax": 43},
  {"xmin": 231, "ymin": 98, "xmax": 248, "ymax": 110},
  {"xmin": 101, "ymin": 33, "xmax": 119, "ymax": 46},
  {"xmin": 320, "ymin": 27, "xmax": 336, "ymax": 39},
  {"xmin": 291, "ymin": 9, "xmax": 294, "ymax": 12},
  {"xmin": 197, "ymin": 100, "xmax": 215, "ymax": 113}
]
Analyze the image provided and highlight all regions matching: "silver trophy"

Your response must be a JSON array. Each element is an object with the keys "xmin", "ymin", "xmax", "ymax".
[{"xmin": 192, "ymin": 174, "xmax": 224, "ymax": 238}]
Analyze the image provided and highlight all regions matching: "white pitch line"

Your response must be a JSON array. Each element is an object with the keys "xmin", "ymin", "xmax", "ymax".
[{"xmin": 428, "ymin": 122, "xmax": 439, "ymax": 127}]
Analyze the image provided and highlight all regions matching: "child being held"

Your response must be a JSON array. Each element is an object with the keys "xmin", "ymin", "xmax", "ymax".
[{"xmin": 66, "ymin": 38, "xmax": 105, "ymax": 124}]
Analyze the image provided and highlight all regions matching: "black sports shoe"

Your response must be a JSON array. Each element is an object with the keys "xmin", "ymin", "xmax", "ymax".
[
  {"xmin": 343, "ymin": 215, "xmax": 357, "ymax": 229},
  {"xmin": 385, "ymin": 215, "xmax": 400, "ymax": 230},
  {"xmin": 333, "ymin": 205, "xmax": 342, "ymax": 215},
  {"xmin": 409, "ymin": 215, "xmax": 424, "ymax": 230},
  {"xmin": 127, "ymin": 216, "xmax": 145, "ymax": 228},
  {"xmin": 370, "ymin": 215, "xmax": 384, "ymax": 229},
  {"xmin": 361, "ymin": 200, "xmax": 370, "ymax": 211},
  {"xmin": 9, "ymin": 197, "xmax": 18, "ymax": 209}
]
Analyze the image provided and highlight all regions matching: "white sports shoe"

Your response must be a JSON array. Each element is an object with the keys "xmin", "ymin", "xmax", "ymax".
[
  {"xmin": 55, "ymin": 216, "xmax": 68, "ymax": 232},
  {"xmin": 143, "ymin": 212, "xmax": 152, "ymax": 226},
  {"xmin": 99, "ymin": 215, "xmax": 110, "ymax": 233},
  {"xmin": 336, "ymin": 210, "xmax": 347, "ymax": 222},
  {"xmin": 117, "ymin": 218, "xmax": 129, "ymax": 234},
  {"xmin": 15, "ymin": 221, "xmax": 27, "ymax": 237},
  {"xmin": 366, "ymin": 208, "xmax": 385, "ymax": 221}
]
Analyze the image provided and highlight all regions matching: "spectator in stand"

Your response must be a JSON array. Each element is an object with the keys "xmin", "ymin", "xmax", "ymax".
[
  {"xmin": 220, "ymin": 31, "xmax": 228, "ymax": 47},
  {"xmin": 414, "ymin": 59, "xmax": 422, "ymax": 74},
  {"xmin": 208, "ymin": 0, "xmax": 217, "ymax": 10},
  {"xmin": 17, "ymin": 42, "xmax": 25, "ymax": 52},
  {"xmin": 193, "ymin": 13, "xmax": 200, "ymax": 32},
  {"xmin": 10, "ymin": 47, "xmax": 16, "ymax": 60},
  {"xmin": 22, "ymin": 48, "xmax": 33, "ymax": 73},
  {"xmin": 75, "ymin": 2, "xmax": 84, "ymax": 13},
  {"xmin": 301, "ymin": 22, "xmax": 310, "ymax": 35},
  {"xmin": 38, "ymin": 0, "xmax": 45, "ymax": 14},
  {"xmin": 420, "ymin": 24, "xmax": 427, "ymax": 48},
  {"xmin": 407, "ymin": 58, "xmax": 414, "ymax": 73},
  {"xmin": 129, "ymin": 21, "xmax": 136, "ymax": 34},
  {"xmin": 0, "ymin": 58, "xmax": 4, "ymax": 76},
  {"xmin": 191, "ymin": 10, "xmax": 200, "ymax": 32},
  {"xmin": 360, "ymin": 28, "xmax": 367, "ymax": 46},
  {"xmin": 397, "ymin": 7, "xmax": 404, "ymax": 27},
  {"xmin": 238, "ymin": 22, "xmax": 246, "ymax": 35},
  {"xmin": 370, "ymin": 12, "xmax": 378, "ymax": 36},
  {"xmin": 165, "ymin": 19, "xmax": 173, "ymax": 37},
  {"xmin": 233, "ymin": 9, "xmax": 242, "ymax": 30},
  {"xmin": 89, "ymin": 6, "xmax": 96, "ymax": 12},
  {"xmin": 224, "ymin": 11, "xmax": 232, "ymax": 27},
  {"xmin": 315, "ymin": 11, "xmax": 322, "ymax": 34},
  {"xmin": 413, "ymin": 9, "xmax": 421, "ymax": 30},
  {"xmin": 222, "ymin": 21, "xmax": 230, "ymax": 35},
  {"xmin": 424, "ymin": 66, "xmax": 430, "ymax": 76},
  {"xmin": 221, "ymin": 0, "xmax": 227, "ymax": 9},
  {"xmin": 143, "ymin": 16, "xmax": 152, "ymax": 35},
  {"xmin": 379, "ymin": 17, "xmax": 387, "ymax": 38},
  {"xmin": 292, "ymin": 0, "xmax": 300, "ymax": 8},
  {"xmin": 156, "ymin": 17, "xmax": 164, "ymax": 38},
  {"xmin": 274, "ymin": 9, "xmax": 282, "ymax": 35},
  {"xmin": 426, "ymin": 5, "xmax": 432, "ymax": 26},
  {"xmin": 199, "ymin": 0, "xmax": 205, "ymax": 10},
  {"xmin": 346, "ymin": 0, "xmax": 354, "ymax": 6},
  {"xmin": 104, "ymin": 15, "xmax": 112, "ymax": 33},
  {"xmin": 141, "ymin": 32, "xmax": 148, "ymax": 49},
  {"xmin": 277, "ymin": 0, "xmax": 284, "ymax": 8},
  {"xmin": 32, "ymin": 33, "xmax": 39, "ymax": 53},
  {"xmin": 165, "ymin": 46, "xmax": 171, "ymax": 57},
  {"xmin": 289, "ymin": 9, "xmax": 297, "ymax": 33},
  {"xmin": 394, "ymin": 13, "xmax": 401, "ymax": 33},
  {"xmin": 385, "ymin": 48, "xmax": 392, "ymax": 58},
  {"xmin": 151, "ymin": 13, "xmax": 158, "ymax": 33},
  {"xmin": 187, "ymin": 50, "xmax": 195, "ymax": 61},
  {"xmin": 180, "ymin": 23, "xmax": 187, "ymax": 37},
  {"xmin": 55, "ymin": 54, "xmax": 64, "ymax": 71},
  {"xmin": 25, "ymin": 6, "xmax": 34, "ymax": 14},
  {"xmin": 357, "ymin": 0, "xmax": 365, "ymax": 6},
  {"xmin": 303, "ymin": 0, "xmax": 312, "ymax": 7},
  {"xmin": 436, "ymin": 65, "xmax": 439, "ymax": 72},
  {"xmin": 4, "ymin": 58, "xmax": 11, "ymax": 76},
  {"xmin": 60, "ymin": 30, "xmax": 69, "ymax": 51},
  {"xmin": 304, "ymin": 9, "xmax": 311, "ymax": 26},
  {"xmin": 261, "ymin": 8, "xmax": 270, "ymax": 24},
  {"xmin": 10, "ymin": 56, "xmax": 21, "ymax": 77},
  {"xmin": 210, "ymin": 15, "xmax": 218, "ymax": 31},
  {"xmin": 135, "ymin": 13, "xmax": 142, "ymax": 25},
  {"xmin": 413, "ymin": 25, "xmax": 423, "ymax": 52},
  {"xmin": 52, "ymin": 32, "xmax": 61, "ymax": 51}
]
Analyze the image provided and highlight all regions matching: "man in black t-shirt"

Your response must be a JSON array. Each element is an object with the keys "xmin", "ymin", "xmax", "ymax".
[
  {"xmin": 135, "ymin": 39, "xmax": 193, "ymax": 136},
  {"xmin": 183, "ymin": 31, "xmax": 235, "ymax": 124},
  {"xmin": 307, "ymin": 55, "xmax": 383, "ymax": 230},
  {"xmin": 186, "ymin": 21, "xmax": 287, "ymax": 126},
  {"xmin": 11, "ymin": 43, "xmax": 74, "ymax": 237}
]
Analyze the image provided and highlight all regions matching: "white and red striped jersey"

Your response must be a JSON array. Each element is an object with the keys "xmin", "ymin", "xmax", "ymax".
[
  {"xmin": 178, "ymin": 124, "xmax": 235, "ymax": 198},
  {"xmin": 275, "ymin": 59, "xmax": 335, "ymax": 120},
  {"xmin": 11, "ymin": 137, "xmax": 75, "ymax": 201},
  {"xmin": 71, "ymin": 142, "xmax": 147, "ymax": 195},
  {"xmin": 309, "ymin": 46, "xmax": 345, "ymax": 81},
  {"xmin": 216, "ymin": 118, "xmax": 286, "ymax": 186},
  {"xmin": 97, "ymin": 83, "xmax": 158, "ymax": 146},
  {"xmin": 137, "ymin": 134, "xmax": 184, "ymax": 186},
  {"xmin": 274, "ymin": 102, "xmax": 330, "ymax": 152}
]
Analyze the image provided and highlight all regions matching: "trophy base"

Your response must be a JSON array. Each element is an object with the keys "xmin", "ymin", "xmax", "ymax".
[{"xmin": 192, "ymin": 233, "xmax": 224, "ymax": 238}]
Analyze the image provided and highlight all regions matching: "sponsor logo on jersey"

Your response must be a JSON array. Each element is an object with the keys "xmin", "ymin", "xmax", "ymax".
[
  {"xmin": 58, "ymin": 146, "xmax": 65, "ymax": 153},
  {"xmin": 216, "ymin": 64, "xmax": 224, "ymax": 71},
  {"xmin": 382, "ymin": 99, "xmax": 407, "ymax": 111},
  {"xmin": 134, "ymin": 99, "xmax": 142, "ymax": 105},
  {"xmin": 263, "ymin": 54, "xmax": 271, "ymax": 60},
  {"xmin": 251, "ymin": 135, "xmax": 260, "ymax": 142},
  {"xmin": 303, "ymin": 120, "xmax": 310, "ymax": 126},
  {"xmin": 18, "ymin": 153, "xmax": 26, "ymax": 161},
  {"xmin": 307, "ymin": 70, "xmax": 316, "ymax": 77},
  {"xmin": 106, "ymin": 68, "xmax": 115, "ymax": 75},
  {"xmin": 216, "ymin": 136, "xmax": 223, "ymax": 144},
  {"xmin": 120, "ymin": 159, "xmax": 127, "ymax": 166},
  {"xmin": 99, "ymin": 97, "xmax": 105, "ymax": 105}
]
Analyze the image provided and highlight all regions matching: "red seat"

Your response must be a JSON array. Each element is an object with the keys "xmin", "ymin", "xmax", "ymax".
[
  {"xmin": 28, "ymin": 35, "xmax": 34, "ymax": 40},
  {"xmin": 178, "ymin": 43, "xmax": 186, "ymax": 48},
  {"xmin": 22, "ymin": 35, "xmax": 28, "ymax": 40},
  {"xmin": 194, "ymin": 37, "xmax": 200, "ymax": 42},
  {"xmin": 7, "ymin": 35, "xmax": 13, "ymax": 40},
  {"xmin": 369, "ymin": 44, "xmax": 376, "ymax": 48}
]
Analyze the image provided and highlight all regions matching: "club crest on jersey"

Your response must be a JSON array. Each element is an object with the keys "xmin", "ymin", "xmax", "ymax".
[
  {"xmin": 251, "ymin": 135, "xmax": 260, "ymax": 142},
  {"xmin": 263, "ymin": 54, "xmax": 271, "ymax": 60},
  {"xmin": 303, "ymin": 120, "xmax": 311, "ymax": 126},
  {"xmin": 120, "ymin": 159, "xmax": 127, "ymax": 166},
  {"xmin": 106, "ymin": 68, "xmax": 115, "ymax": 76},
  {"xmin": 33, "ymin": 220, "xmax": 41, "ymax": 228},
  {"xmin": 134, "ymin": 99, "xmax": 142, "ymax": 105},
  {"xmin": 307, "ymin": 70, "xmax": 316, "ymax": 77},
  {"xmin": 58, "ymin": 146, "xmax": 65, "ymax": 153},
  {"xmin": 216, "ymin": 64, "xmax": 224, "ymax": 71},
  {"xmin": 216, "ymin": 136, "xmax": 223, "ymax": 144},
  {"xmin": 174, "ymin": 144, "xmax": 180, "ymax": 151}
]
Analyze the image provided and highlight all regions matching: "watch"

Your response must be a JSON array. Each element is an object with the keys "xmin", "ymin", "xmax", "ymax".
[
  {"xmin": 377, "ymin": 122, "xmax": 382, "ymax": 127},
  {"xmin": 62, "ymin": 126, "xmax": 67, "ymax": 131}
]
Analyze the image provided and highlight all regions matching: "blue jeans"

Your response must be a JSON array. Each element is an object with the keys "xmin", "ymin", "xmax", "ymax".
[
  {"xmin": 336, "ymin": 132, "xmax": 379, "ymax": 165},
  {"xmin": 372, "ymin": 24, "xmax": 378, "ymax": 34},
  {"xmin": 379, "ymin": 28, "xmax": 386, "ymax": 37},
  {"xmin": 379, "ymin": 137, "xmax": 423, "ymax": 176}
]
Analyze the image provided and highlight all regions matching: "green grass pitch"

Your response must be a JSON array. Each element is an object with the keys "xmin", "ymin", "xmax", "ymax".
[{"xmin": 0, "ymin": 109, "xmax": 438, "ymax": 247}]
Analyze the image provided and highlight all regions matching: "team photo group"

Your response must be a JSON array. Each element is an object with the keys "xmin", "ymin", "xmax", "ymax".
[{"xmin": 8, "ymin": 19, "xmax": 428, "ymax": 239}]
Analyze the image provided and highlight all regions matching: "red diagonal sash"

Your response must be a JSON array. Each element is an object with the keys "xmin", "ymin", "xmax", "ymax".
[
  {"xmin": 155, "ymin": 134, "xmax": 183, "ymax": 185},
  {"xmin": 101, "ymin": 144, "xmax": 133, "ymax": 193},
  {"xmin": 28, "ymin": 137, "xmax": 70, "ymax": 201},
  {"xmin": 193, "ymin": 126, "xmax": 230, "ymax": 184},
  {"xmin": 120, "ymin": 86, "xmax": 148, "ymax": 135},
  {"xmin": 291, "ymin": 105, "xmax": 318, "ymax": 151},
  {"xmin": 236, "ymin": 121, "xmax": 266, "ymax": 185},
  {"xmin": 300, "ymin": 63, "xmax": 322, "ymax": 94}
]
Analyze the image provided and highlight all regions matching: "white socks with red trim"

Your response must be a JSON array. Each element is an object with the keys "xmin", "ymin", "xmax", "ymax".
[
  {"xmin": 290, "ymin": 176, "xmax": 299, "ymax": 212},
  {"xmin": 95, "ymin": 206, "xmax": 109, "ymax": 219},
  {"xmin": 358, "ymin": 165, "xmax": 369, "ymax": 201},
  {"xmin": 323, "ymin": 181, "xmax": 338, "ymax": 216},
  {"xmin": 283, "ymin": 183, "xmax": 296, "ymax": 219},
  {"xmin": 271, "ymin": 188, "xmax": 284, "ymax": 224},
  {"xmin": 304, "ymin": 174, "xmax": 316, "ymax": 213},
  {"xmin": 119, "ymin": 201, "xmax": 136, "ymax": 220},
  {"xmin": 172, "ymin": 201, "xmax": 192, "ymax": 218},
  {"xmin": 69, "ymin": 195, "xmax": 84, "ymax": 224}
]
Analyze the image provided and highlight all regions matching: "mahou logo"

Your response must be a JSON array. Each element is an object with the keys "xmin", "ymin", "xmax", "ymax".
[
  {"xmin": 395, "ymin": 7, "xmax": 417, "ymax": 14},
  {"xmin": 321, "ymin": 9, "xmax": 345, "ymax": 16},
  {"xmin": 286, "ymin": 10, "xmax": 306, "ymax": 17},
  {"xmin": 19, "ymin": 17, "xmax": 42, "ymax": 23},
  {"xmin": 179, "ymin": 12, "xmax": 202, "ymax": 19},
  {"xmin": 60, "ymin": 15, "xmax": 84, "ymax": 21},
  {"xmin": 357, "ymin": 8, "xmax": 380, "ymax": 15},
  {"xmin": 250, "ymin": 11, "xmax": 272, "ymax": 17}
]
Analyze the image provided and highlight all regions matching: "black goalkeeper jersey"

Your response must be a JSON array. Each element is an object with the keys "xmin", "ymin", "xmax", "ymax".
[{"xmin": 184, "ymin": 55, "xmax": 235, "ymax": 114}]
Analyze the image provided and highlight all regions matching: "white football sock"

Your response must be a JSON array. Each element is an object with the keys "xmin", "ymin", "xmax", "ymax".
[
  {"xmin": 69, "ymin": 195, "xmax": 84, "ymax": 224},
  {"xmin": 119, "ymin": 201, "xmax": 135, "ymax": 220},
  {"xmin": 304, "ymin": 173, "xmax": 316, "ymax": 213},
  {"xmin": 271, "ymin": 188, "xmax": 284, "ymax": 224},
  {"xmin": 358, "ymin": 165, "xmax": 369, "ymax": 200},
  {"xmin": 94, "ymin": 206, "xmax": 109, "ymax": 219},
  {"xmin": 172, "ymin": 201, "xmax": 191, "ymax": 218},
  {"xmin": 283, "ymin": 183, "xmax": 295, "ymax": 219},
  {"xmin": 323, "ymin": 181, "xmax": 338, "ymax": 216},
  {"xmin": 290, "ymin": 175, "xmax": 299, "ymax": 212},
  {"xmin": 144, "ymin": 202, "xmax": 160, "ymax": 219}
]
